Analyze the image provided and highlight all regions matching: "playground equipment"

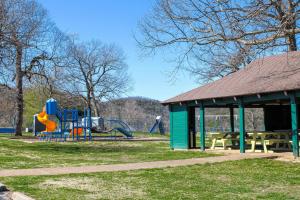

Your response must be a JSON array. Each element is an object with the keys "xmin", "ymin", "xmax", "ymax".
[
  {"xmin": 34, "ymin": 98, "xmax": 92, "ymax": 141},
  {"xmin": 37, "ymin": 107, "xmax": 56, "ymax": 132},
  {"xmin": 107, "ymin": 119, "xmax": 133, "ymax": 138},
  {"xmin": 34, "ymin": 98, "xmax": 133, "ymax": 140},
  {"xmin": 85, "ymin": 117, "xmax": 133, "ymax": 138},
  {"xmin": 149, "ymin": 116, "xmax": 165, "ymax": 134}
]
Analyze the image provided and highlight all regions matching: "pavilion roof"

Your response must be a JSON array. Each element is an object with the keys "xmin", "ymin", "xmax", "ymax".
[{"xmin": 163, "ymin": 51, "xmax": 300, "ymax": 104}]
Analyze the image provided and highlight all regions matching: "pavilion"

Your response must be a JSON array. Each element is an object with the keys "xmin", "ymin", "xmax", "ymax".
[{"xmin": 162, "ymin": 52, "xmax": 300, "ymax": 157}]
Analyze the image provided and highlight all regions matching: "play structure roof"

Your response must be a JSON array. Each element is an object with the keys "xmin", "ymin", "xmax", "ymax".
[{"xmin": 163, "ymin": 51, "xmax": 300, "ymax": 104}]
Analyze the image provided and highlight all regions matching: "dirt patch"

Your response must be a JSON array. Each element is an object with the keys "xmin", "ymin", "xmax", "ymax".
[{"xmin": 39, "ymin": 177, "xmax": 146, "ymax": 199}]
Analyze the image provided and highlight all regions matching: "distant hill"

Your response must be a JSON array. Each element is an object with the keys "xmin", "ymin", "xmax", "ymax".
[{"xmin": 100, "ymin": 96, "xmax": 169, "ymax": 132}]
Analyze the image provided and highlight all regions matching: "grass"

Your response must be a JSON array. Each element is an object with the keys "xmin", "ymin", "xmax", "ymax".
[
  {"xmin": 0, "ymin": 134, "xmax": 216, "ymax": 169},
  {"xmin": 1, "ymin": 159, "xmax": 299, "ymax": 200}
]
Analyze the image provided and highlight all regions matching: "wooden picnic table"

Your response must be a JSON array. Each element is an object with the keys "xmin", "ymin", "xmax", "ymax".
[
  {"xmin": 208, "ymin": 132, "xmax": 239, "ymax": 150},
  {"xmin": 247, "ymin": 131, "xmax": 291, "ymax": 153}
]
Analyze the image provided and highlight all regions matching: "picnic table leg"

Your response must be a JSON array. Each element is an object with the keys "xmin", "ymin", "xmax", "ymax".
[
  {"xmin": 250, "ymin": 133, "xmax": 257, "ymax": 152},
  {"xmin": 222, "ymin": 139, "xmax": 227, "ymax": 150},
  {"xmin": 251, "ymin": 140, "xmax": 256, "ymax": 152},
  {"xmin": 211, "ymin": 138, "xmax": 216, "ymax": 149},
  {"xmin": 261, "ymin": 136, "xmax": 268, "ymax": 153}
]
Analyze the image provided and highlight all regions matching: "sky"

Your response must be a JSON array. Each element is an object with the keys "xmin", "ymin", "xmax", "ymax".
[{"xmin": 38, "ymin": 0, "xmax": 199, "ymax": 101}]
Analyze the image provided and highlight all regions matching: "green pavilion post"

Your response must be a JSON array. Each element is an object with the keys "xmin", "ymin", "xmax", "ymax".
[
  {"xmin": 238, "ymin": 100, "xmax": 246, "ymax": 153},
  {"xmin": 200, "ymin": 102, "xmax": 206, "ymax": 151},
  {"xmin": 290, "ymin": 94, "xmax": 299, "ymax": 157},
  {"xmin": 169, "ymin": 105, "xmax": 173, "ymax": 149},
  {"xmin": 230, "ymin": 107, "xmax": 235, "ymax": 133}
]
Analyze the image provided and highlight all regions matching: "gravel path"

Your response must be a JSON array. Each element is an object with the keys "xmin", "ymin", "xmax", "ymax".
[{"xmin": 0, "ymin": 153, "xmax": 276, "ymax": 177}]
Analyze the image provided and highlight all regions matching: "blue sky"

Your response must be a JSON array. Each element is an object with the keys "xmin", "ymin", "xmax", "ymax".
[{"xmin": 38, "ymin": 0, "xmax": 198, "ymax": 101}]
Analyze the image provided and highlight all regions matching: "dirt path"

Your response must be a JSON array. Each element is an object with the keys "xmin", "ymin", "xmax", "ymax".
[{"xmin": 0, "ymin": 153, "xmax": 276, "ymax": 177}]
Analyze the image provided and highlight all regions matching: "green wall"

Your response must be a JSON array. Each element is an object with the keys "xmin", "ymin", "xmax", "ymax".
[{"xmin": 170, "ymin": 105, "xmax": 188, "ymax": 149}]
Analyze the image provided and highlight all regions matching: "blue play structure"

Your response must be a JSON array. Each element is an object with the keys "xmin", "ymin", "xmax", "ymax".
[
  {"xmin": 149, "ymin": 116, "xmax": 165, "ymax": 134},
  {"xmin": 35, "ymin": 98, "xmax": 92, "ymax": 141}
]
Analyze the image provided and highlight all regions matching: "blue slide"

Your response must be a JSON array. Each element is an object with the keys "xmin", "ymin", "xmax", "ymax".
[
  {"xmin": 149, "ymin": 116, "xmax": 165, "ymax": 134},
  {"xmin": 149, "ymin": 121, "xmax": 159, "ymax": 133}
]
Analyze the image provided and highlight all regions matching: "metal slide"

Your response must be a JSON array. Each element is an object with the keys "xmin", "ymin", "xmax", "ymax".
[
  {"xmin": 107, "ymin": 119, "xmax": 133, "ymax": 138},
  {"xmin": 113, "ymin": 127, "xmax": 133, "ymax": 138}
]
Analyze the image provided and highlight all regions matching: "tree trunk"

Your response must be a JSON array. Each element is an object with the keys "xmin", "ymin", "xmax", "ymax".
[
  {"xmin": 15, "ymin": 46, "xmax": 23, "ymax": 136},
  {"xmin": 91, "ymin": 97, "xmax": 99, "ymax": 117},
  {"xmin": 86, "ymin": 91, "xmax": 92, "ymax": 111},
  {"xmin": 288, "ymin": 34, "xmax": 297, "ymax": 51},
  {"xmin": 90, "ymin": 89, "xmax": 100, "ymax": 117},
  {"xmin": 287, "ymin": 15, "xmax": 297, "ymax": 51}
]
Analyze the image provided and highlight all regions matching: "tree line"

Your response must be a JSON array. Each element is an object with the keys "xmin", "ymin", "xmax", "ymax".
[{"xmin": 0, "ymin": 0, "xmax": 131, "ymax": 136}]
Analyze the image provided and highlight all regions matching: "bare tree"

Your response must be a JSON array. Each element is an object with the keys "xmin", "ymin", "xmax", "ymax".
[
  {"xmin": 0, "ymin": 0, "xmax": 66, "ymax": 135},
  {"xmin": 137, "ymin": 0, "xmax": 300, "ymax": 82},
  {"xmin": 63, "ymin": 39, "xmax": 131, "ymax": 117}
]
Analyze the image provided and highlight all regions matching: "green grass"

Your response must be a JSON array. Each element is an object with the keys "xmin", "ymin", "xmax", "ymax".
[
  {"xmin": 0, "ymin": 136, "xmax": 216, "ymax": 169},
  {"xmin": 1, "ymin": 159, "xmax": 299, "ymax": 200}
]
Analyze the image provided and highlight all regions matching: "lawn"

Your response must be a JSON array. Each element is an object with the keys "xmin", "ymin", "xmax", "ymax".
[
  {"xmin": 0, "ymin": 134, "xmax": 216, "ymax": 169},
  {"xmin": 1, "ymin": 159, "xmax": 299, "ymax": 200}
]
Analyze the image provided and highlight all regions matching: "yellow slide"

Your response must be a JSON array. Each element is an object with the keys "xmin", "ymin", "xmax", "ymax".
[{"xmin": 37, "ymin": 107, "xmax": 57, "ymax": 132}]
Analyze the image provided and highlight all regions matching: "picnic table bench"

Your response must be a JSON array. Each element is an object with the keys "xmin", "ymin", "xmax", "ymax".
[{"xmin": 247, "ymin": 132, "xmax": 291, "ymax": 153}]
